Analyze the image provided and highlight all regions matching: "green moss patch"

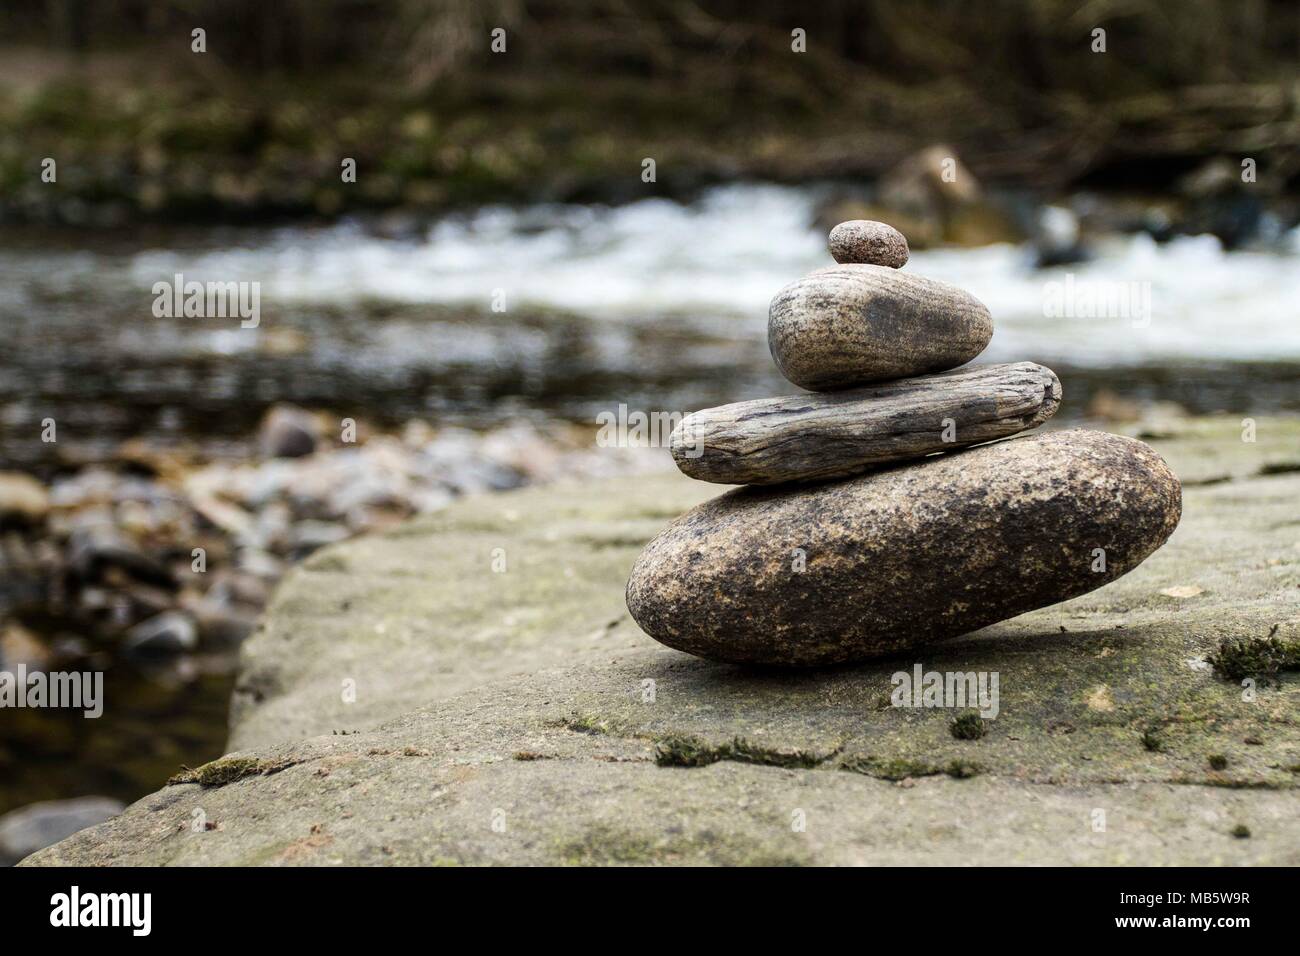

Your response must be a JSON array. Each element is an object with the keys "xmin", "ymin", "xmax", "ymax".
[
  {"xmin": 840, "ymin": 755, "xmax": 983, "ymax": 781},
  {"xmin": 1207, "ymin": 635, "xmax": 1300, "ymax": 682},
  {"xmin": 950, "ymin": 712, "xmax": 989, "ymax": 740},
  {"xmin": 653, "ymin": 734, "xmax": 828, "ymax": 769},
  {"xmin": 551, "ymin": 713, "xmax": 610, "ymax": 736},
  {"xmin": 167, "ymin": 755, "xmax": 290, "ymax": 787}
]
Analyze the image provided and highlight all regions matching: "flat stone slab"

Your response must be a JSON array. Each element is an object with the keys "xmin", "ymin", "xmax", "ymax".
[
  {"xmin": 224, "ymin": 474, "xmax": 704, "ymax": 751},
  {"xmin": 23, "ymin": 657, "xmax": 1299, "ymax": 865},
  {"xmin": 24, "ymin": 416, "xmax": 1300, "ymax": 866}
]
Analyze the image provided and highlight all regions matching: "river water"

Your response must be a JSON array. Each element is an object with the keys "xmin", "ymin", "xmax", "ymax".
[
  {"xmin": 3, "ymin": 183, "xmax": 1299, "ymax": 474},
  {"xmin": 2, "ymin": 183, "xmax": 1298, "ymax": 821}
]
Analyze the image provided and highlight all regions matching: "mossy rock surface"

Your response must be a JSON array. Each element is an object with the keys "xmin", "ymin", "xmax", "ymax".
[{"xmin": 24, "ymin": 418, "xmax": 1300, "ymax": 865}]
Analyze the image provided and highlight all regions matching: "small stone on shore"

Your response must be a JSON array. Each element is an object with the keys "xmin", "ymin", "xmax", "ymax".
[
  {"xmin": 0, "ymin": 472, "xmax": 50, "ymax": 526},
  {"xmin": 123, "ymin": 610, "xmax": 199, "ymax": 657},
  {"xmin": 257, "ymin": 404, "xmax": 320, "ymax": 459}
]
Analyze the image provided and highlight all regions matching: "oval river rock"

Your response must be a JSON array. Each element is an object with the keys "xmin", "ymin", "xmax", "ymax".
[
  {"xmin": 768, "ymin": 264, "xmax": 993, "ymax": 390},
  {"xmin": 828, "ymin": 219, "xmax": 909, "ymax": 268},
  {"xmin": 627, "ymin": 430, "xmax": 1182, "ymax": 666}
]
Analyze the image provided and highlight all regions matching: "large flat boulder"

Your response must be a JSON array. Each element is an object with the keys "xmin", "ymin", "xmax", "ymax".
[
  {"xmin": 24, "ymin": 417, "xmax": 1300, "ymax": 865},
  {"xmin": 225, "ymin": 472, "xmax": 709, "ymax": 751}
]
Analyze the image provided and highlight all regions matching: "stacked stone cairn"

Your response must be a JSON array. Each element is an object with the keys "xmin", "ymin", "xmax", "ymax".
[{"xmin": 626, "ymin": 220, "xmax": 1182, "ymax": 666}]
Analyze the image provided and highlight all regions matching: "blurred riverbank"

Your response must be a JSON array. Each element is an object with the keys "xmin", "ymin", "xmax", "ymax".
[
  {"xmin": 3, "ymin": 180, "xmax": 1300, "ymax": 820},
  {"xmin": 0, "ymin": 411, "xmax": 664, "ymax": 817}
]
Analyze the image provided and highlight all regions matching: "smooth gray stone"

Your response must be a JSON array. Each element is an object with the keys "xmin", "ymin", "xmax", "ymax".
[
  {"xmin": 828, "ymin": 219, "xmax": 909, "ymax": 267},
  {"xmin": 671, "ymin": 362, "xmax": 1060, "ymax": 485},
  {"xmin": 0, "ymin": 797, "xmax": 124, "ymax": 865},
  {"xmin": 768, "ymin": 264, "xmax": 993, "ymax": 390},
  {"xmin": 123, "ymin": 610, "xmax": 198, "ymax": 657},
  {"xmin": 627, "ymin": 429, "xmax": 1182, "ymax": 666},
  {"xmin": 257, "ymin": 404, "xmax": 319, "ymax": 458}
]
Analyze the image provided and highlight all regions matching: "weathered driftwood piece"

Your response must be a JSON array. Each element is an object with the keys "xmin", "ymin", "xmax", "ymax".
[
  {"xmin": 768, "ymin": 263, "xmax": 993, "ymax": 389},
  {"xmin": 670, "ymin": 362, "xmax": 1061, "ymax": 485}
]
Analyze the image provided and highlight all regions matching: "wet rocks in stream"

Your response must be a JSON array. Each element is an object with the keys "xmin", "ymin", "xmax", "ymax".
[{"xmin": 1, "ymin": 414, "xmax": 661, "ymax": 687}]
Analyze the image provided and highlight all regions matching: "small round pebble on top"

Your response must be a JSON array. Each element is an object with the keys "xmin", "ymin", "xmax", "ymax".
[{"xmin": 828, "ymin": 219, "xmax": 909, "ymax": 268}]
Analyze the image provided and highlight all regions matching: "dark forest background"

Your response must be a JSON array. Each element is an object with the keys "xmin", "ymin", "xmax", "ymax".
[{"xmin": 1, "ymin": 0, "xmax": 1297, "ymax": 222}]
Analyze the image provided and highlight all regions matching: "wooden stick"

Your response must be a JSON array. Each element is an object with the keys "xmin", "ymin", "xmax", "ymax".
[{"xmin": 671, "ymin": 362, "xmax": 1061, "ymax": 485}]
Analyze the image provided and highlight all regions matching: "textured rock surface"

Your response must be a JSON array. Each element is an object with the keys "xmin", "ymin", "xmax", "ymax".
[
  {"xmin": 768, "ymin": 264, "xmax": 993, "ymax": 390},
  {"xmin": 23, "ymin": 418, "xmax": 1300, "ymax": 866},
  {"xmin": 828, "ymin": 219, "xmax": 910, "ymax": 267},
  {"xmin": 672, "ymin": 362, "xmax": 1060, "ymax": 485},
  {"xmin": 25, "ymin": 642, "xmax": 1300, "ymax": 865},
  {"xmin": 631, "ymin": 430, "xmax": 1181, "ymax": 665},
  {"xmin": 224, "ymin": 474, "xmax": 690, "ymax": 751}
]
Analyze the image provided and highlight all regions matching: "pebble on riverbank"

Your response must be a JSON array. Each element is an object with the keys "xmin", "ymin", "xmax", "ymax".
[
  {"xmin": 0, "ymin": 473, "xmax": 50, "ymax": 526},
  {"xmin": 0, "ymin": 409, "xmax": 662, "ymax": 689}
]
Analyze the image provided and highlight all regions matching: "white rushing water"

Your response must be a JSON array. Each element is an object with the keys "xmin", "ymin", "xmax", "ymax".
[{"xmin": 69, "ymin": 181, "xmax": 1300, "ymax": 367}]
